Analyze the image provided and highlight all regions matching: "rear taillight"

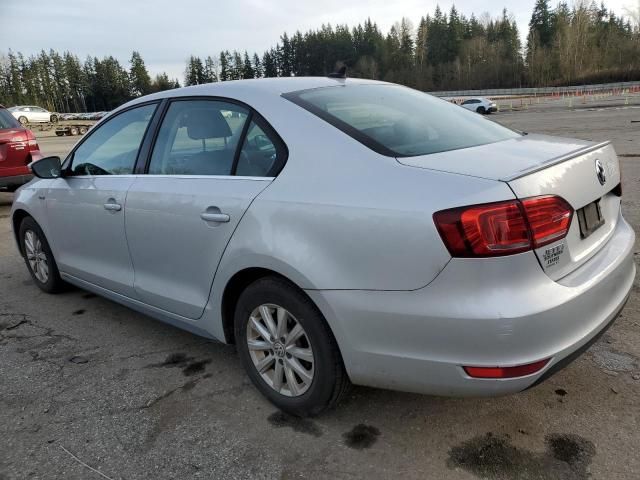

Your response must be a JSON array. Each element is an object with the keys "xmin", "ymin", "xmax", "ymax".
[
  {"xmin": 434, "ymin": 195, "xmax": 573, "ymax": 257},
  {"xmin": 26, "ymin": 129, "xmax": 39, "ymax": 152},
  {"xmin": 521, "ymin": 196, "xmax": 573, "ymax": 248}
]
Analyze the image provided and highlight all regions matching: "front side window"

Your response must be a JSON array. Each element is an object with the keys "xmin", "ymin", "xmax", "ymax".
[
  {"xmin": 70, "ymin": 103, "xmax": 156, "ymax": 176},
  {"xmin": 284, "ymin": 85, "xmax": 519, "ymax": 157},
  {"xmin": 148, "ymin": 100, "xmax": 249, "ymax": 176}
]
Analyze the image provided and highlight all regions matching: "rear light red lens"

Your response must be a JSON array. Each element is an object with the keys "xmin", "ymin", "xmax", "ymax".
[
  {"xmin": 463, "ymin": 359, "xmax": 550, "ymax": 379},
  {"xmin": 522, "ymin": 196, "xmax": 573, "ymax": 248},
  {"xmin": 26, "ymin": 129, "xmax": 39, "ymax": 152},
  {"xmin": 434, "ymin": 196, "xmax": 573, "ymax": 257}
]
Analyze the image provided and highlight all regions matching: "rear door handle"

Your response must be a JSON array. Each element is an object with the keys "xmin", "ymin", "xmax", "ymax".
[
  {"xmin": 200, "ymin": 212, "xmax": 230, "ymax": 223},
  {"xmin": 104, "ymin": 202, "xmax": 122, "ymax": 212}
]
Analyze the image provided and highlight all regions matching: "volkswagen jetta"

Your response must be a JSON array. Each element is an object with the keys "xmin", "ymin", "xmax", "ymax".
[{"xmin": 11, "ymin": 78, "xmax": 635, "ymax": 415}]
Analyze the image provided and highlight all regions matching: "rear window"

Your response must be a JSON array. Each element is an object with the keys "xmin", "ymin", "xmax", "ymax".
[
  {"xmin": 0, "ymin": 109, "xmax": 19, "ymax": 129},
  {"xmin": 283, "ymin": 84, "xmax": 519, "ymax": 157}
]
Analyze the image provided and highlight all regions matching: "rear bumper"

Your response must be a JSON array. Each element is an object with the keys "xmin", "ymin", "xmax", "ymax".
[
  {"xmin": 307, "ymin": 212, "xmax": 635, "ymax": 396},
  {"xmin": 0, "ymin": 173, "xmax": 33, "ymax": 190}
]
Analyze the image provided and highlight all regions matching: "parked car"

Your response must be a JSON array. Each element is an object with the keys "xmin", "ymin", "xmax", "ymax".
[
  {"xmin": 0, "ymin": 105, "xmax": 42, "ymax": 191},
  {"xmin": 11, "ymin": 78, "xmax": 634, "ymax": 415},
  {"xmin": 460, "ymin": 97, "xmax": 497, "ymax": 114},
  {"xmin": 9, "ymin": 105, "xmax": 59, "ymax": 124}
]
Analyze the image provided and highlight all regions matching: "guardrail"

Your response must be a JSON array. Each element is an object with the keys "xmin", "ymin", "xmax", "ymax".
[{"xmin": 430, "ymin": 80, "xmax": 640, "ymax": 98}]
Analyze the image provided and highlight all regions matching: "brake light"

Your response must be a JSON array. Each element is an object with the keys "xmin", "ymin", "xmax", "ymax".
[
  {"xmin": 463, "ymin": 359, "xmax": 550, "ymax": 378},
  {"xmin": 434, "ymin": 195, "xmax": 573, "ymax": 257},
  {"xmin": 25, "ymin": 129, "xmax": 39, "ymax": 152},
  {"xmin": 521, "ymin": 196, "xmax": 572, "ymax": 248}
]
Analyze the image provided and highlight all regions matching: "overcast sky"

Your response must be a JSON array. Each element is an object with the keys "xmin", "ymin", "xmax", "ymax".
[{"xmin": 2, "ymin": 0, "xmax": 634, "ymax": 82}]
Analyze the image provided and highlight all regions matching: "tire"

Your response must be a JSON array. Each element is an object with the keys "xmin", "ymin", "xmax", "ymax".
[
  {"xmin": 234, "ymin": 276, "xmax": 349, "ymax": 416},
  {"xmin": 55, "ymin": 130, "xmax": 65, "ymax": 137},
  {"xmin": 79, "ymin": 126, "xmax": 87, "ymax": 135},
  {"xmin": 476, "ymin": 106, "xmax": 486, "ymax": 114},
  {"xmin": 50, "ymin": 115, "xmax": 59, "ymax": 123},
  {"xmin": 19, "ymin": 217, "xmax": 65, "ymax": 293},
  {"xmin": 69, "ymin": 127, "xmax": 79, "ymax": 136},
  {"xmin": 18, "ymin": 116, "xmax": 28, "ymax": 126}
]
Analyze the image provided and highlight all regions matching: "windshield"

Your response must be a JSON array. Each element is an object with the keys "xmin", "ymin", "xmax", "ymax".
[{"xmin": 283, "ymin": 84, "xmax": 519, "ymax": 157}]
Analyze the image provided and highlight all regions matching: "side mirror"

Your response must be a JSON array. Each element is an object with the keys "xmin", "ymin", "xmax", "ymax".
[{"xmin": 30, "ymin": 156, "xmax": 62, "ymax": 179}]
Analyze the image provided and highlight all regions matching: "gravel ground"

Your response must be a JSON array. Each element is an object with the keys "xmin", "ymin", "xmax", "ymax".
[{"xmin": 1, "ymin": 102, "xmax": 639, "ymax": 480}]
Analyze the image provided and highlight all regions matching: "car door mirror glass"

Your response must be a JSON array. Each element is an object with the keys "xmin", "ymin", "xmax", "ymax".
[{"xmin": 30, "ymin": 156, "xmax": 62, "ymax": 179}]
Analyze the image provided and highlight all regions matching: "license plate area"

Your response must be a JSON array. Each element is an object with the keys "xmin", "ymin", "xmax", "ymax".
[{"xmin": 577, "ymin": 200, "xmax": 604, "ymax": 239}]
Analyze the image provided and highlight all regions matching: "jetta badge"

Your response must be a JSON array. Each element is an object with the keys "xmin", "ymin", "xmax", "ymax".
[{"xmin": 595, "ymin": 159, "xmax": 606, "ymax": 186}]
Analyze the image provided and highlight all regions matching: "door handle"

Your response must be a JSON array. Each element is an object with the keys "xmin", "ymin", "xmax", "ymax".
[
  {"xmin": 200, "ymin": 212, "xmax": 230, "ymax": 223},
  {"xmin": 104, "ymin": 203, "xmax": 122, "ymax": 212}
]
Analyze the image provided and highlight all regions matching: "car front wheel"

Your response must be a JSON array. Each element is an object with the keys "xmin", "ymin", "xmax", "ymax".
[
  {"xmin": 234, "ymin": 276, "xmax": 349, "ymax": 416},
  {"xmin": 19, "ymin": 217, "xmax": 65, "ymax": 293}
]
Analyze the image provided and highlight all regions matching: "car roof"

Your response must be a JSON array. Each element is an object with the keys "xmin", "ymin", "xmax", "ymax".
[{"xmin": 123, "ymin": 77, "xmax": 388, "ymax": 110}]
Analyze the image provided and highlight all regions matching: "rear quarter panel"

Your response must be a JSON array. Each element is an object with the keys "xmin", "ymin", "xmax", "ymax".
[{"xmin": 210, "ymin": 95, "xmax": 517, "ymax": 294}]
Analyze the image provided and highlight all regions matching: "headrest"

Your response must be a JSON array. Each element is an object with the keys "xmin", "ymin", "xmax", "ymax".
[{"xmin": 183, "ymin": 108, "xmax": 232, "ymax": 140}]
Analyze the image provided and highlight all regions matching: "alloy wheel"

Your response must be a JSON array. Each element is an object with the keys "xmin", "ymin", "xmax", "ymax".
[
  {"xmin": 246, "ymin": 304, "xmax": 315, "ymax": 397},
  {"xmin": 24, "ymin": 230, "xmax": 49, "ymax": 283}
]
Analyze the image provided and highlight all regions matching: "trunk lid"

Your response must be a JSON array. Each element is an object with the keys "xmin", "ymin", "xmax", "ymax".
[{"xmin": 398, "ymin": 134, "xmax": 621, "ymax": 280}]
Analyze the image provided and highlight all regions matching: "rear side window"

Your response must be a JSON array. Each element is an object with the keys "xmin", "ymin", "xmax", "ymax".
[
  {"xmin": 0, "ymin": 109, "xmax": 19, "ymax": 129},
  {"xmin": 148, "ymin": 100, "xmax": 249, "ymax": 175},
  {"xmin": 70, "ymin": 103, "xmax": 156, "ymax": 176},
  {"xmin": 284, "ymin": 85, "xmax": 519, "ymax": 157},
  {"xmin": 235, "ymin": 119, "xmax": 280, "ymax": 177}
]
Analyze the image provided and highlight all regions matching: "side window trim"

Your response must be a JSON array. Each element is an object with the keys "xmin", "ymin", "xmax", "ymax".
[
  {"xmin": 62, "ymin": 100, "xmax": 161, "ymax": 176},
  {"xmin": 142, "ymin": 95, "xmax": 288, "ymax": 178},
  {"xmin": 230, "ymin": 111, "xmax": 254, "ymax": 176}
]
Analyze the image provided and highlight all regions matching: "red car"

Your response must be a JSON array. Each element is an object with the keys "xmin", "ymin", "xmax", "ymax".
[{"xmin": 0, "ymin": 104, "xmax": 42, "ymax": 191}]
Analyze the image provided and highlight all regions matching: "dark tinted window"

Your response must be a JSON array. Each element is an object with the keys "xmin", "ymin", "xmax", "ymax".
[
  {"xmin": 70, "ymin": 103, "xmax": 156, "ymax": 175},
  {"xmin": 462, "ymin": 99, "xmax": 479, "ymax": 105},
  {"xmin": 285, "ymin": 85, "xmax": 519, "ymax": 157},
  {"xmin": 148, "ymin": 100, "xmax": 249, "ymax": 175},
  {"xmin": 0, "ymin": 109, "xmax": 19, "ymax": 129}
]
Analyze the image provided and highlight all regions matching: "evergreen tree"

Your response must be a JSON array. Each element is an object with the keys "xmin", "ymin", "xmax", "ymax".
[{"xmin": 129, "ymin": 51, "xmax": 152, "ymax": 96}]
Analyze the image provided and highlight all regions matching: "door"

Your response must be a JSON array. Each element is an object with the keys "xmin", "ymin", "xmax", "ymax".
[
  {"xmin": 45, "ymin": 103, "xmax": 157, "ymax": 296},
  {"xmin": 125, "ymin": 99, "xmax": 284, "ymax": 319},
  {"xmin": 30, "ymin": 107, "xmax": 46, "ymax": 123}
]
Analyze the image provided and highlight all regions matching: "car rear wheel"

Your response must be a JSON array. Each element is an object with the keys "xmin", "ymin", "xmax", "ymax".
[
  {"xmin": 19, "ymin": 217, "xmax": 65, "ymax": 293},
  {"xmin": 18, "ymin": 116, "xmax": 28, "ymax": 126},
  {"xmin": 234, "ymin": 276, "xmax": 349, "ymax": 416}
]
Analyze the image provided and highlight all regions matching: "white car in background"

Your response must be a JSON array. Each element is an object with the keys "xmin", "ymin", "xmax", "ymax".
[
  {"xmin": 9, "ymin": 106, "xmax": 58, "ymax": 125},
  {"xmin": 461, "ymin": 97, "xmax": 497, "ymax": 114}
]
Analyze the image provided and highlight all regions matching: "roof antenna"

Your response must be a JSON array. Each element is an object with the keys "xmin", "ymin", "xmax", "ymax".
[{"xmin": 328, "ymin": 66, "xmax": 347, "ymax": 79}]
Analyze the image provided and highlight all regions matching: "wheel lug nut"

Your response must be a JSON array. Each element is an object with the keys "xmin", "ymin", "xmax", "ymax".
[
  {"xmin": 286, "ymin": 353, "xmax": 292, "ymax": 358},
  {"xmin": 278, "ymin": 359, "xmax": 284, "ymax": 364}
]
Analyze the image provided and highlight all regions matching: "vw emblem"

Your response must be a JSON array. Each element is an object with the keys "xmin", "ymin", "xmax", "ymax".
[
  {"xmin": 273, "ymin": 342, "xmax": 286, "ymax": 358},
  {"xmin": 595, "ymin": 159, "xmax": 606, "ymax": 186}
]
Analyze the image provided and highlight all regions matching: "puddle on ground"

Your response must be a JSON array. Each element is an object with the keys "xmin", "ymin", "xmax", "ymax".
[{"xmin": 448, "ymin": 432, "xmax": 595, "ymax": 480}]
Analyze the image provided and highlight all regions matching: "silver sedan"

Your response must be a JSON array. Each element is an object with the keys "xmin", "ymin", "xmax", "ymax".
[{"xmin": 11, "ymin": 77, "xmax": 635, "ymax": 415}]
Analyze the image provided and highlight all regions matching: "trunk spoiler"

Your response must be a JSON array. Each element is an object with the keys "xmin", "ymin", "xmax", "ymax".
[{"xmin": 504, "ymin": 140, "xmax": 611, "ymax": 182}]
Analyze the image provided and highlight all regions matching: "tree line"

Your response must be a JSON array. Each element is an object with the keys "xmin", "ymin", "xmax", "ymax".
[
  {"xmin": 1, "ymin": 0, "xmax": 638, "ymax": 112},
  {"xmin": 0, "ymin": 51, "xmax": 180, "ymax": 112}
]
